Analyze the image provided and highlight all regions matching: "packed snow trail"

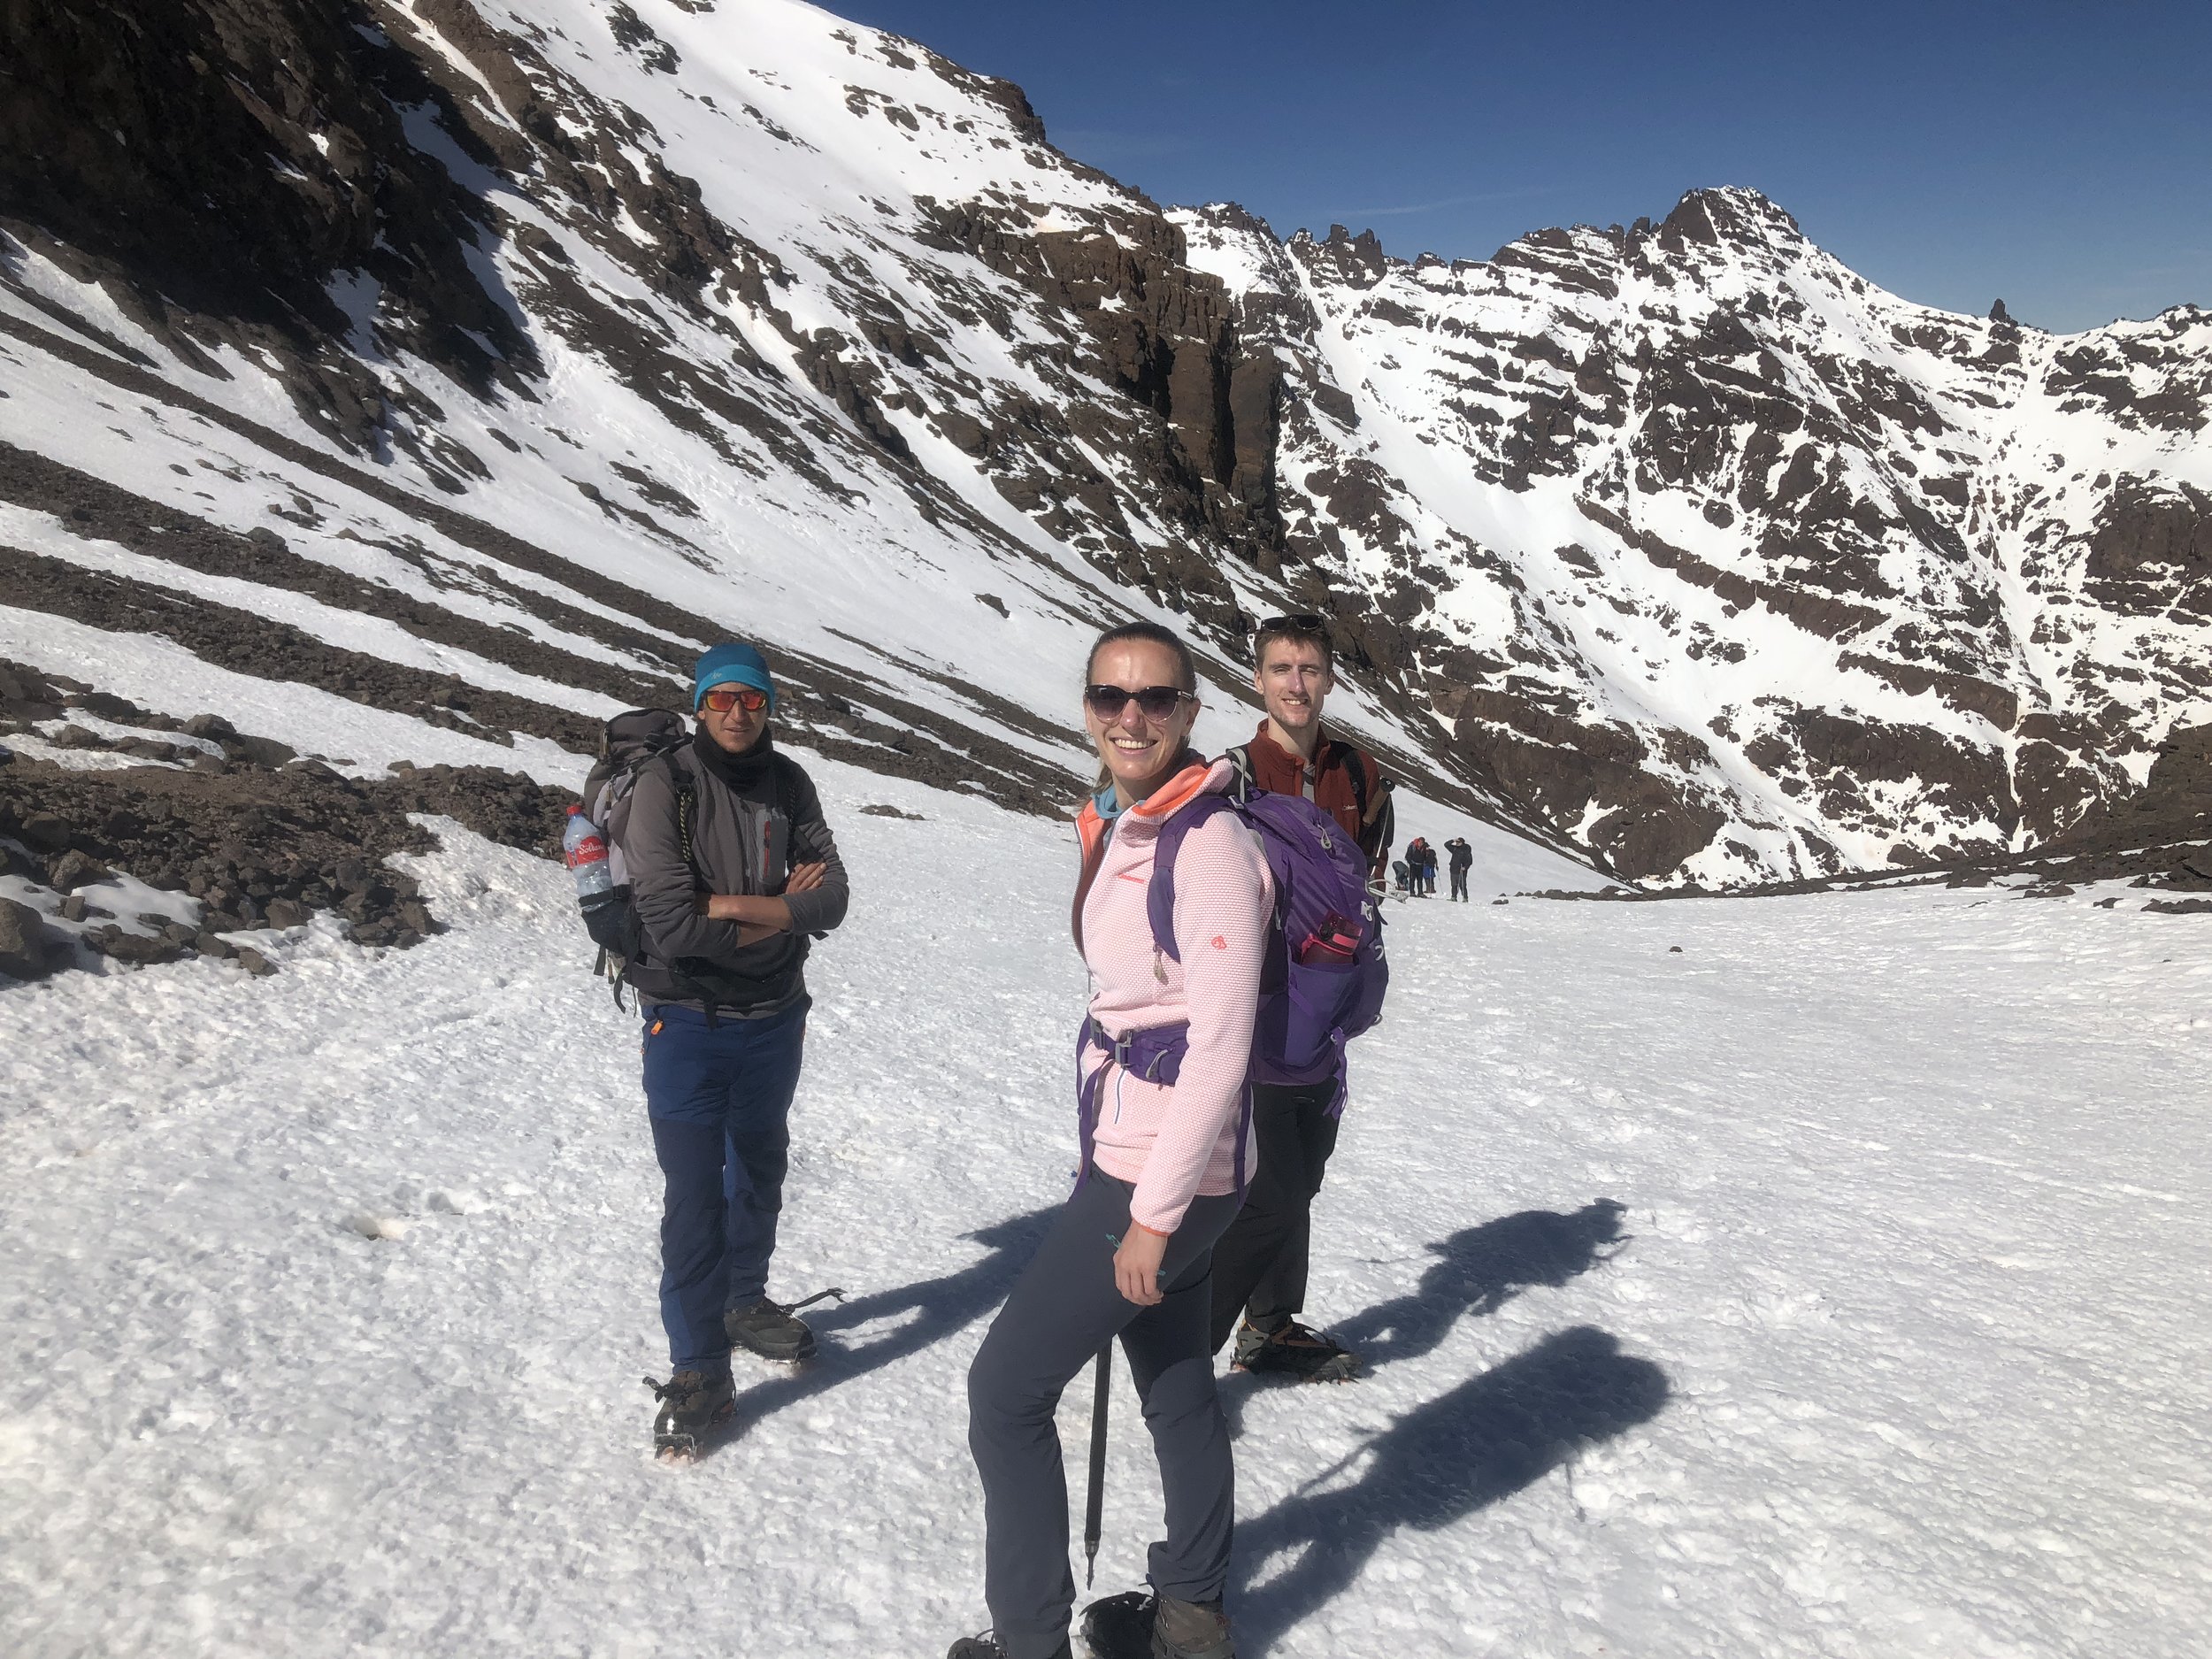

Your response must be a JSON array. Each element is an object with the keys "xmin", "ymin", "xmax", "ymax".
[{"xmin": 2, "ymin": 755, "xmax": 2207, "ymax": 1658}]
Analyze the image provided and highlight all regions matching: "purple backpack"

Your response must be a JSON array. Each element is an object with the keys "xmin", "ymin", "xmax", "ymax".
[
  {"xmin": 1072, "ymin": 773, "xmax": 1390, "ymax": 1194},
  {"xmin": 1148, "ymin": 783, "xmax": 1390, "ymax": 1109}
]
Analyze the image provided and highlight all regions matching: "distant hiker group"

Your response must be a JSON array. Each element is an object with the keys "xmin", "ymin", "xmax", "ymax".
[
  {"xmin": 1390, "ymin": 833, "xmax": 1471, "ymax": 899},
  {"xmin": 1401, "ymin": 835, "xmax": 1437, "ymax": 895},
  {"xmin": 561, "ymin": 610, "xmax": 1478, "ymax": 1659}
]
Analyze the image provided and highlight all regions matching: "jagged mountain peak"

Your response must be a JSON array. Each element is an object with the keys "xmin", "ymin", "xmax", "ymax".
[
  {"xmin": 1654, "ymin": 184, "xmax": 1805, "ymax": 250},
  {"xmin": 1272, "ymin": 186, "xmax": 1809, "ymax": 291}
]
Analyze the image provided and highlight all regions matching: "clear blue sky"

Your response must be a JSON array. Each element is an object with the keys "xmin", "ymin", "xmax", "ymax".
[{"xmin": 826, "ymin": 0, "xmax": 2211, "ymax": 333}]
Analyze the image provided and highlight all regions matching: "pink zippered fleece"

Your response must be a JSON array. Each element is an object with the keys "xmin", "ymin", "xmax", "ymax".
[{"xmin": 1073, "ymin": 757, "xmax": 1274, "ymax": 1235}]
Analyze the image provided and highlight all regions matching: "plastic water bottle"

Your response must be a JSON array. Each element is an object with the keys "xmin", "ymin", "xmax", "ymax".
[{"xmin": 564, "ymin": 805, "xmax": 613, "ymax": 902}]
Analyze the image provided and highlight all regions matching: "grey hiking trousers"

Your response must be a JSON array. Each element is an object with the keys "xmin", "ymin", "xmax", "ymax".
[{"xmin": 966, "ymin": 1171, "xmax": 1242, "ymax": 1659}]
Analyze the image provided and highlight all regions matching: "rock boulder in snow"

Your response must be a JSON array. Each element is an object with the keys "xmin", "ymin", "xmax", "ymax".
[{"xmin": 0, "ymin": 895, "xmax": 51, "ymax": 980}]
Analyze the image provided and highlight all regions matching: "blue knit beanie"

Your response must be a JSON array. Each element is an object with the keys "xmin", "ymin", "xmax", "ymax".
[{"xmin": 693, "ymin": 641, "xmax": 775, "ymax": 711}]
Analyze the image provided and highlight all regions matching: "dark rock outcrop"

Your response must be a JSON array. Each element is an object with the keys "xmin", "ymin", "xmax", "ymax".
[
  {"xmin": 0, "ymin": 895, "xmax": 52, "ymax": 980},
  {"xmin": 0, "ymin": 0, "xmax": 531, "ymax": 433}
]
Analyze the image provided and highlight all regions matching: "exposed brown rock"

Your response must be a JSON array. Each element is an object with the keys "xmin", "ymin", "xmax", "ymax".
[
  {"xmin": 0, "ymin": 895, "xmax": 53, "ymax": 980},
  {"xmin": 0, "ymin": 0, "xmax": 534, "ymax": 442},
  {"xmin": 2080, "ymin": 476, "xmax": 2212, "ymax": 619}
]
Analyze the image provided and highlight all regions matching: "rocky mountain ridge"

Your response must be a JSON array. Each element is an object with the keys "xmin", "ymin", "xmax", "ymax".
[
  {"xmin": 1, "ymin": 0, "xmax": 2206, "ymax": 926},
  {"xmin": 1178, "ymin": 190, "xmax": 2212, "ymax": 883}
]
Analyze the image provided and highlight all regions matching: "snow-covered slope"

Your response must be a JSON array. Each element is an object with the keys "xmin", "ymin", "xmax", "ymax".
[
  {"xmin": 0, "ymin": 0, "xmax": 1210, "ymax": 807},
  {"xmin": 4, "ymin": 788, "xmax": 2207, "ymax": 1656},
  {"xmin": 1178, "ymin": 193, "xmax": 2212, "ymax": 886},
  {"xmin": 1, "ymin": 0, "xmax": 2207, "ymax": 903}
]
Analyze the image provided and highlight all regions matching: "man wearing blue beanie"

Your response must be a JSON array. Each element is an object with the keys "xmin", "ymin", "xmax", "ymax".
[
  {"xmin": 620, "ymin": 640, "xmax": 850, "ymax": 1456},
  {"xmin": 693, "ymin": 641, "xmax": 776, "ymax": 714}
]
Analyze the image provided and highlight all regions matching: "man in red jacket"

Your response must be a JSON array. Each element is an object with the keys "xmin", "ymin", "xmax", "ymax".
[{"xmin": 1209, "ymin": 612, "xmax": 1393, "ymax": 1382}]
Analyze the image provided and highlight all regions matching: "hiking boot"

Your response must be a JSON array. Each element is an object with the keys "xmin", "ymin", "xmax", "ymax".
[
  {"xmin": 1079, "ymin": 1590, "xmax": 1235, "ymax": 1659},
  {"xmin": 641, "ymin": 1366, "xmax": 733, "ymax": 1461},
  {"xmin": 1153, "ymin": 1593, "xmax": 1236, "ymax": 1659},
  {"xmin": 944, "ymin": 1634, "xmax": 1071, "ymax": 1659},
  {"xmin": 1230, "ymin": 1318, "xmax": 1360, "ymax": 1383},
  {"xmin": 726, "ymin": 1297, "xmax": 819, "ymax": 1362}
]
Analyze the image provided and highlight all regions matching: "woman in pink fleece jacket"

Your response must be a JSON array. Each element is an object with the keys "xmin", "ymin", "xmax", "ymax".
[{"xmin": 952, "ymin": 622, "xmax": 1271, "ymax": 1659}]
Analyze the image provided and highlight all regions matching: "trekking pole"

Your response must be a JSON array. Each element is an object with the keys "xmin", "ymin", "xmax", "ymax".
[{"xmin": 1083, "ymin": 1343, "xmax": 1111, "ymax": 1587}]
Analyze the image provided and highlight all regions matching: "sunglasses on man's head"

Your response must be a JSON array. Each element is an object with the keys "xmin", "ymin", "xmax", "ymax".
[
  {"xmin": 701, "ymin": 684, "xmax": 769, "ymax": 714},
  {"xmin": 1085, "ymin": 684, "xmax": 1196, "ymax": 721},
  {"xmin": 1256, "ymin": 612, "xmax": 1328, "ymax": 635}
]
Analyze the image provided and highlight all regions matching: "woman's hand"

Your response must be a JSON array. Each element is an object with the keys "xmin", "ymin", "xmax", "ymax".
[{"xmin": 1112, "ymin": 1225, "xmax": 1170, "ymax": 1307}]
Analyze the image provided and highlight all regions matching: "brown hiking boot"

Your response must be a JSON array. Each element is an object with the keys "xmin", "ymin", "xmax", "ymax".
[
  {"xmin": 1080, "ymin": 1590, "xmax": 1235, "ymax": 1659},
  {"xmin": 1152, "ymin": 1593, "xmax": 1235, "ymax": 1658}
]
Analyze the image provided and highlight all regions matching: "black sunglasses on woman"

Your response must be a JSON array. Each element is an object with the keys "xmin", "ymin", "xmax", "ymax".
[{"xmin": 1084, "ymin": 684, "xmax": 1199, "ymax": 721}]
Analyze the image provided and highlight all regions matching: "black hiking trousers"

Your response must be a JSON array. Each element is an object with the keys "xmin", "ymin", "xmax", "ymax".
[
  {"xmin": 967, "ymin": 1171, "xmax": 1241, "ymax": 1659},
  {"xmin": 1206, "ymin": 1078, "xmax": 1341, "ymax": 1353},
  {"xmin": 1449, "ymin": 864, "xmax": 1470, "ymax": 901}
]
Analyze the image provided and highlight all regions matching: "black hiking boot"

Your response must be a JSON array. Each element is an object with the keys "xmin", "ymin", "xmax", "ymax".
[
  {"xmin": 725, "ymin": 1286, "xmax": 843, "ymax": 1362},
  {"xmin": 1230, "ymin": 1318, "xmax": 1360, "ymax": 1383},
  {"xmin": 945, "ymin": 1634, "xmax": 1072, "ymax": 1659},
  {"xmin": 1080, "ymin": 1590, "xmax": 1235, "ymax": 1659},
  {"xmin": 641, "ymin": 1366, "xmax": 733, "ymax": 1462}
]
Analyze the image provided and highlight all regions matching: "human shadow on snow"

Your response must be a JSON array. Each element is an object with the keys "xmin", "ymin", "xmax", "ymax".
[
  {"xmin": 1330, "ymin": 1198, "xmax": 1630, "ymax": 1373},
  {"xmin": 1230, "ymin": 1325, "xmax": 1670, "ymax": 1654},
  {"xmin": 1217, "ymin": 1198, "xmax": 1632, "ymax": 1440},
  {"xmin": 703, "ymin": 1206, "xmax": 1055, "ymax": 1452}
]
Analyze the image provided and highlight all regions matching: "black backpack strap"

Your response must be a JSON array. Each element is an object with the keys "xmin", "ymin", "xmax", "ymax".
[
  {"xmin": 1222, "ymin": 743, "xmax": 1255, "ymax": 806},
  {"xmin": 664, "ymin": 773, "xmax": 706, "ymax": 1024},
  {"xmin": 769, "ymin": 753, "xmax": 807, "ymax": 872},
  {"xmin": 1341, "ymin": 742, "xmax": 1371, "ymax": 821}
]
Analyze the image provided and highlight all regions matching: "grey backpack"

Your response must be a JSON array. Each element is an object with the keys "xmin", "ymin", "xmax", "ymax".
[{"xmin": 576, "ymin": 708, "xmax": 692, "ymax": 986}]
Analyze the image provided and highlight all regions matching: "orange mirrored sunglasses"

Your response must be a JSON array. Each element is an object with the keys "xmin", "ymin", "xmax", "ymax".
[{"xmin": 700, "ymin": 684, "xmax": 769, "ymax": 714}]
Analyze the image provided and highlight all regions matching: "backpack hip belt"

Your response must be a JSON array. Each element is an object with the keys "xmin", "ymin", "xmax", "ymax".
[
  {"xmin": 1083, "ymin": 1017, "xmax": 1189, "ymax": 1086},
  {"xmin": 1074, "ymin": 1016, "xmax": 1254, "ymax": 1201}
]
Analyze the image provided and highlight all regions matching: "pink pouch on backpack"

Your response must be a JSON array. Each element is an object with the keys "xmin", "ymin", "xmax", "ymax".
[{"xmin": 1295, "ymin": 913, "xmax": 1363, "ymax": 965}]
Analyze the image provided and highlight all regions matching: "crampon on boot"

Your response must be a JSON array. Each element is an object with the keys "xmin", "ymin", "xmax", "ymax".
[
  {"xmin": 1080, "ymin": 1590, "xmax": 1235, "ymax": 1659},
  {"xmin": 1230, "ymin": 1318, "xmax": 1360, "ymax": 1384},
  {"xmin": 642, "ymin": 1367, "xmax": 734, "ymax": 1463},
  {"xmin": 726, "ymin": 1286, "xmax": 844, "ymax": 1363}
]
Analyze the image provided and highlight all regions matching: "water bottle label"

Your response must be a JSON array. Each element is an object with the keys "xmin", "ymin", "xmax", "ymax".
[{"xmin": 565, "ymin": 833, "xmax": 607, "ymax": 870}]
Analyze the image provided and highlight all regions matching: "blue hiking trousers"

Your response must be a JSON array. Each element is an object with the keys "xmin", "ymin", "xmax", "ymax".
[{"xmin": 641, "ymin": 997, "xmax": 809, "ymax": 1372}]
